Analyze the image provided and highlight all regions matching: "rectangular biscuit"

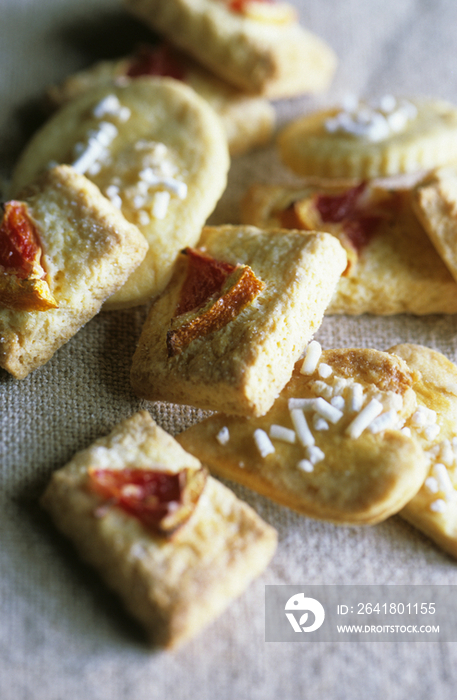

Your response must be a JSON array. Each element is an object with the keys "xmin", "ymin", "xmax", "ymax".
[
  {"xmin": 241, "ymin": 180, "xmax": 457, "ymax": 315},
  {"xmin": 130, "ymin": 224, "xmax": 347, "ymax": 417},
  {"xmin": 125, "ymin": 0, "xmax": 336, "ymax": 98},
  {"xmin": 0, "ymin": 164, "xmax": 148, "ymax": 378},
  {"xmin": 41, "ymin": 411, "xmax": 277, "ymax": 649},
  {"xmin": 177, "ymin": 348, "xmax": 429, "ymax": 525}
]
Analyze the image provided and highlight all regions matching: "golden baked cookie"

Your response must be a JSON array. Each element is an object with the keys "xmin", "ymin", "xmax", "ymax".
[
  {"xmin": 41, "ymin": 411, "xmax": 277, "ymax": 649},
  {"xmin": 0, "ymin": 165, "xmax": 147, "ymax": 379},
  {"xmin": 12, "ymin": 78, "xmax": 229, "ymax": 309},
  {"xmin": 413, "ymin": 166, "xmax": 457, "ymax": 284},
  {"xmin": 277, "ymin": 96, "xmax": 457, "ymax": 179},
  {"xmin": 177, "ymin": 347, "xmax": 428, "ymax": 525},
  {"xmin": 388, "ymin": 344, "xmax": 457, "ymax": 560},
  {"xmin": 130, "ymin": 224, "xmax": 347, "ymax": 417},
  {"xmin": 241, "ymin": 179, "xmax": 457, "ymax": 315},
  {"xmin": 47, "ymin": 43, "xmax": 275, "ymax": 157},
  {"xmin": 124, "ymin": 0, "xmax": 336, "ymax": 98}
]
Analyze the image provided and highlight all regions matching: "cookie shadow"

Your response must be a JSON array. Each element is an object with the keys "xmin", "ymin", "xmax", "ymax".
[
  {"xmin": 54, "ymin": 9, "xmax": 159, "ymax": 64},
  {"xmin": 12, "ymin": 495, "xmax": 152, "ymax": 649}
]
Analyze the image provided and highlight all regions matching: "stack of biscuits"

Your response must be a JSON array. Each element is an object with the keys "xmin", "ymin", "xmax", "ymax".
[{"xmin": 3, "ymin": 0, "xmax": 457, "ymax": 649}]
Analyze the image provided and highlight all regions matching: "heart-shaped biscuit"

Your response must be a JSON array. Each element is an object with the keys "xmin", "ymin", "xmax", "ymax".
[
  {"xmin": 177, "ymin": 347, "xmax": 428, "ymax": 525},
  {"xmin": 389, "ymin": 344, "xmax": 457, "ymax": 559},
  {"xmin": 12, "ymin": 78, "xmax": 229, "ymax": 309}
]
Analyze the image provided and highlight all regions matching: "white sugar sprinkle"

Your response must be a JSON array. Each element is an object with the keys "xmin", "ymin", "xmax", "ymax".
[
  {"xmin": 93, "ymin": 94, "xmax": 130, "ymax": 121},
  {"xmin": 433, "ymin": 463, "xmax": 456, "ymax": 501},
  {"xmin": 288, "ymin": 398, "xmax": 316, "ymax": 412},
  {"xmin": 307, "ymin": 445, "xmax": 325, "ymax": 464},
  {"xmin": 269, "ymin": 424, "xmax": 296, "ymax": 444},
  {"xmin": 401, "ymin": 427, "xmax": 412, "ymax": 437},
  {"xmin": 311, "ymin": 380, "xmax": 333, "ymax": 400},
  {"xmin": 318, "ymin": 363, "xmax": 333, "ymax": 379},
  {"xmin": 139, "ymin": 168, "xmax": 187, "ymax": 199},
  {"xmin": 388, "ymin": 393, "xmax": 404, "ymax": 412},
  {"xmin": 152, "ymin": 190, "xmax": 171, "ymax": 219},
  {"xmin": 411, "ymin": 406, "xmax": 437, "ymax": 428},
  {"xmin": 314, "ymin": 397, "xmax": 343, "ymax": 424},
  {"xmin": 430, "ymin": 499, "xmax": 447, "ymax": 513},
  {"xmin": 216, "ymin": 426, "xmax": 230, "ymax": 445},
  {"xmin": 348, "ymin": 383, "xmax": 364, "ymax": 412},
  {"xmin": 297, "ymin": 459, "xmax": 314, "ymax": 473},
  {"xmin": 346, "ymin": 398, "xmax": 383, "ymax": 439},
  {"xmin": 313, "ymin": 417, "xmax": 329, "ymax": 431},
  {"xmin": 332, "ymin": 377, "xmax": 348, "ymax": 395},
  {"xmin": 300, "ymin": 340, "xmax": 322, "ymax": 375},
  {"xmin": 425, "ymin": 476, "xmax": 439, "ymax": 494},
  {"xmin": 253, "ymin": 429, "xmax": 275, "ymax": 458},
  {"xmin": 290, "ymin": 408, "xmax": 315, "ymax": 447},
  {"xmin": 138, "ymin": 210, "xmax": 150, "ymax": 226},
  {"xmin": 424, "ymin": 424, "xmax": 441, "ymax": 441},
  {"xmin": 369, "ymin": 409, "xmax": 398, "ymax": 434},
  {"xmin": 330, "ymin": 395, "xmax": 345, "ymax": 411},
  {"xmin": 438, "ymin": 440, "xmax": 454, "ymax": 467}
]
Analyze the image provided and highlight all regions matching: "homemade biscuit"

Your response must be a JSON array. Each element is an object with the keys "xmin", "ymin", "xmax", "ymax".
[
  {"xmin": 12, "ymin": 78, "xmax": 229, "ymax": 309},
  {"xmin": 124, "ymin": 0, "xmax": 336, "ymax": 98},
  {"xmin": 389, "ymin": 344, "xmax": 457, "ymax": 560},
  {"xmin": 413, "ymin": 166, "xmax": 457, "ymax": 284},
  {"xmin": 177, "ymin": 347, "xmax": 428, "ymax": 525},
  {"xmin": 41, "ymin": 411, "xmax": 277, "ymax": 649},
  {"xmin": 241, "ymin": 180, "xmax": 457, "ymax": 315},
  {"xmin": 47, "ymin": 44, "xmax": 275, "ymax": 157},
  {"xmin": 277, "ymin": 97, "xmax": 457, "ymax": 179},
  {"xmin": 130, "ymin": 224, "xmax": 347, "ymax": 417},
  {"xmin": 0, "ymin": 165, "xmax": 147, "ymax": 379}
]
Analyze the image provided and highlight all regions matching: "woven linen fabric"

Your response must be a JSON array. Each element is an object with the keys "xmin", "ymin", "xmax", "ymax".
[{"xmin": 2, "ymin": 1, "xmax": 457, "ymax": 699}]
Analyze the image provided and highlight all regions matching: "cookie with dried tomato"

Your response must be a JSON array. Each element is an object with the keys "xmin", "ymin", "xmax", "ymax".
[
  {"xmin": 130, "ymin": 224, "xmax": 347, "ymax": 417},
  {"xmin": 12, "ymin": 78, "xmax": 229, "ymax": 309},
  {"xmin": 388, "ymin": 344, "xmax": 457, "ymax": 560},
  {"xmin": 177, "ymin": 347, "xmax": 428, "ymax": 525},
  {"xmin": 47, "ymin": 43, "xmax": 275, "ymax": 157},
  {"xmin": 41, "ymin": 411, "xmax": 277, "ymax": 649},
  {"xmin": 277, "ymin": 97, "xmax": 457, "ymax": 179},
  {"xmin": 124, "ymin": 0, "xmax": 336, "ymax": 98},
  {"xmin": 0, "ymin": 164, "xmax": 147, "ymax": 379},
  {"xmin": 241, "ymin": 179, "xmax": 457, "ymax": 315}
]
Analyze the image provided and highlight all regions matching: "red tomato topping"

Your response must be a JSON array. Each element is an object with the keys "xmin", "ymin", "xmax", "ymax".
[
  {"xmin": 0, "ymin": 201, "xmax": 41, "ymax": 278},
  {"xmin": 229, "ymin": 0, "xmax": 274, "ymax": 12},
  {"xmin": 315, "ymin": 182, "xmax": 367, "ymax": 223},
  {"xmin": 126, "ymin": 44, "xmax": 187, "ymax": 81},
  {"xmin": 174, "ymin": 247, "xmax": 236, "ymax": 317},
  {"xmin": 315, "ymin": 182, "xmax": 383, "ymax": 253},
  {"xmin": 89, "ymin": 468, "xmax": 184, "ymax": 532}
]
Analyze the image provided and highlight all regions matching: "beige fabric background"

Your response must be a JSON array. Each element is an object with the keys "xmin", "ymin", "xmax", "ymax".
[{"xmin": 2, "ymin": 1, "xmax": 457, "ymax": 698}]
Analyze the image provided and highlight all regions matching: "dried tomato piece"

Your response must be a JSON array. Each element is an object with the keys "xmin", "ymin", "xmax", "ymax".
[
  {"xmin": 0, "ymin": 201, "xmax": 41, "ymax": 278},
  {"xmin": 126, "ymin": 44, "xmax": 187, "ymax": 81},
  {"xmin": 175, "ymin": 247, "xmax": 236, "ymax": 317},
  {"xmin": 0, "ymin": 201, "xmax": 58, "ymax": 311},
  {"xmin": 229, "ymin": 0, "xmax": 274, "ymax": 13},
  {"xmin": 315, "ymin": 182, "xmax": 395, "ymax": 253},
  {"xmin": 167, "ymin": 249, "xmax": 264, "ymax": 357},
  {"xmin": 277, "ymin": 200, "xmax": 310, "ymax": 230},
  {"xmin": 315, "ymin": 182, "xmax": 368, "ymax": 224},
  {"xmin": 88, "ymin": 466, "xmax": 206, "ymax": 536}
]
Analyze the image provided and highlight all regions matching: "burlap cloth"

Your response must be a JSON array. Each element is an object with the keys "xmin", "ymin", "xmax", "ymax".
[{"xmin": 2, "ymin": 1, "xmax": 457, "ymax": 698}]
